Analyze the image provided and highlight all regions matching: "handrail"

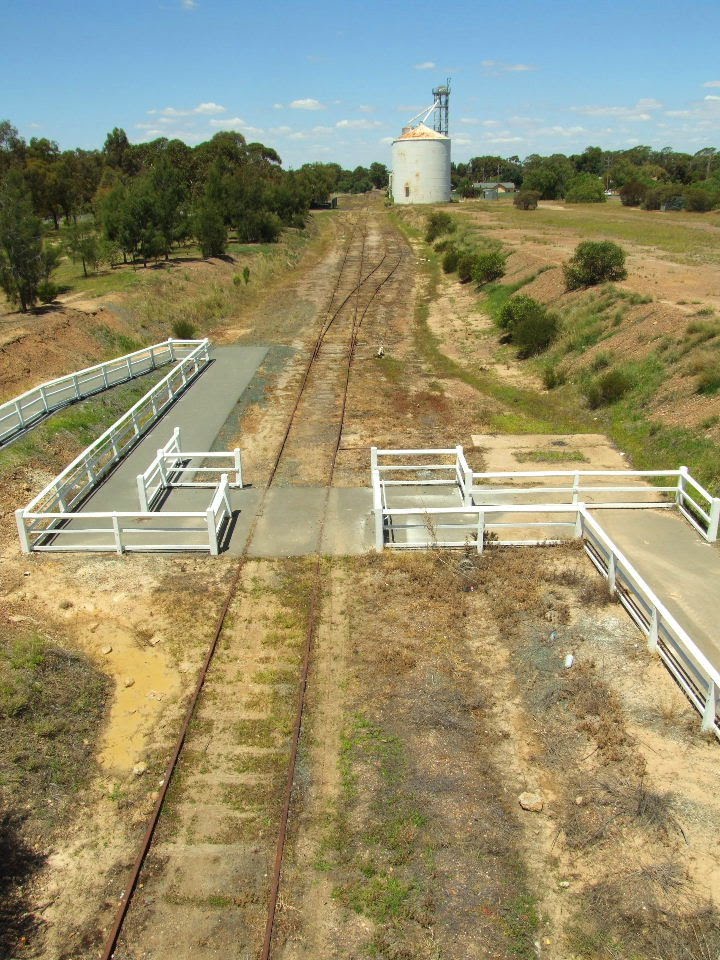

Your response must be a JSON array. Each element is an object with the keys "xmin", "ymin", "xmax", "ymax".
[
  {"xmin": 24, "ymin": 340, "xmax": 210, "ymax": 514},
  {"xmin": 0, "ymin": 339, "xmax": 205, "ymax": 444}
]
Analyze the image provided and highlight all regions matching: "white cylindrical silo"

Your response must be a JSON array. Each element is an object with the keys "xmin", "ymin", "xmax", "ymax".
[{"xmin": 391, "ymin": 123, "xmax": 451, "ymax": 205}]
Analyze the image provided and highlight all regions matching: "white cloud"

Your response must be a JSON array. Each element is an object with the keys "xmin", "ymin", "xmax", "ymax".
[
  {"xmin": 312, "ymin": 125, "xmax": 334, "ymax": 134},
  {"xmin": 572, "ymin": 98, "xmax": 662, "ymax": 121},
  {"xmin": 359, "ymin": 104, "xmax": 375, "ymax": 113},
  {"xmin": 269, "ymin": 125, "xmax": 293, "ymax": 136},
  {"xmin": 486, "ymin": 135, "xmax": 524, "ymax": 144},
  {"xmin": 290, "ymin": 98, "xmax": 326, "ymax": 110},
  {"xmin": 273, "ymin": 103, "xmax": 284, "ymax": 110},
  {"xmin": 336, "ymin": 118, "xmax": 382, "ymax": 129},
  {"xmin": 414, "ymin": 61, "xmax": 436, "ymax": 70},
  {"xmin": 482, "ymin": 59, "xmax": 536, "ymax": 74},
  {"xmin": 454, "ymin": 137, "xmax": 473, "ymax": 145},
  {"xmin": 380, "ymin": 136, "xmax": 395, "ymax": 144},
  {"xmin": 460, "ymin": 117, "xmax": 481, "ymax": 125},
  {"xmin": 181, "ymin": 0, "xmax": 197, "ymax": 8},
  {"xmin": 149, "ymin": 101, "xmax": 225, "ymax": 118},
  {"xmin": 209, "ymin": 117, "xmax": 264, "ymax": 136},
  {"xmin": 704, "ymin": 95, "xmax": 720, "ymax": 101},
  {"xmin": 703, "ymin": 80, "xmax": 720, "ymax": 87}
]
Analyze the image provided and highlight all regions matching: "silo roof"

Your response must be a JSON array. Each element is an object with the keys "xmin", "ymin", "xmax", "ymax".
[{"xmin": 395, "ymin": 123, "xmax": 448, "ymax": 141}]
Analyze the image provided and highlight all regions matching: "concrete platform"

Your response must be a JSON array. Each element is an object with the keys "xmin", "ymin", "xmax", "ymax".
[
  {"xmin": 77, "ymin": 345, "xmax": 268, "ymax": 516},
  {"xmin": 595, "ymin": 509, "xmax": 720, "ymax": 668}
]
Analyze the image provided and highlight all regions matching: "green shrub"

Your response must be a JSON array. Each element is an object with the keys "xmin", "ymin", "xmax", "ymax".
[
  {"xmin": 564, "ymin": 241, "xmax": 627, "ymax": 291},
  {"xmin": 542, "ymin": 363, "xmax": 567, "ymax": 389},
  {"xmin": 237, "ymin": 210, "xmax": 282, "ymax": 243},
  {"xmin": 498, "ymin": 295, "xmax": 559, "ymax": 357},
  {"xmin": 37, "ymin": 280, "xmax": 60, "ymax": 304},
  {"xmin": 472, "ymin": 251, "xmax": 506, "ymax": 286},
  {"xmin": 513, "ymin": 190, "xmax": 541, "ymax": 210},
  {"xmin": 442, "ymin": 249, "xmax": 460, "ymax": 273},
  {"xmin": 457, "ymin": 254, "xmax": 477, "ymax": 284},
  {"xmin": 425, "ymin": 211, "xmax": 456, "ymax": 243},
  {"xmin": 619, "ymin": 179, "xmax": 648, "ymax": 207},
  {"xmin": 434, "ymin": 238, "xmax": 454, "ymax": 253},
  {"xmin": 684, "ymin": 186, "xmax": 716, "ymax": 213},
  {"xmin": 172, "ymin": 318, "xmax": 197, "ymax": 339},
  {"xmin": 582, "ymin": 367, "xmax": 634, "ymax": 408}
]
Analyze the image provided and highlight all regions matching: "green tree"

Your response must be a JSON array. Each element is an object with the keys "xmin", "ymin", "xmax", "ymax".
[
  {"xmin": 565, "ymin": 173, "xmax": 606, "ymax": 203},
  {"xmin": 65, "ymin": 221, "xmax": 101, "ymax": 277},
  {"xmin": 0, "ymin": 171, "xmax": 48, "ymax": 311},
  {"xmin": 193, "ymin": 165, "xmax": 227, "ymax": 257},
  {"xmin": 148, "ymin": 156, "xmax": 188, "ymax": 256}
]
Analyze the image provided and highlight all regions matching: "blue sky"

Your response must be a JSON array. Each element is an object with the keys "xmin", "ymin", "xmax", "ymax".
[{"xmin": 3, "ymin": 0, "xmax": 720, "ymax": 168}]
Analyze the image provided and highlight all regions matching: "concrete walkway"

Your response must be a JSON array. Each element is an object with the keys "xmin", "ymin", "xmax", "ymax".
[
  {"xmin": 68, "ymin": 345, "xmax": 375, "ymax": 556},
  {"xmin": 595, "ymin": 509, "xmax": 720, "ymax": 668}
]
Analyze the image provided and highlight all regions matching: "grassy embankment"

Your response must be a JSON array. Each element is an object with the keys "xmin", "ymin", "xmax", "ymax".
[{"xmin": 391, "ymin": 205, "xmax": 720, "ymax": 493}]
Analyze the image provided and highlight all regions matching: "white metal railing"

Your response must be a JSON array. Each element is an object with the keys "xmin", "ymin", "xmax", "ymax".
[
  {"xmin": 372, "ymin": 447, "xmax": 720, "ymax": 543},
  {"xmin": 16, "ymin": 340, "xmax": 211, "ymax": 551},
  {"xmin": 371, "ymin": 446, "xmax": 720, "ymax": 737},
  {"xmin": 579, "ymin": 508, "xmax": 719, "ymax": 737},
  {"xmin": 17, "ymin": 473, "xmax": 232, "ymax": 556},
  {"xmin": 136, "ymin": 427, "xmax": 243, "ymax": 511},
  {"xmin": 0, "ymin": 339, "xmax": 202, "ymax": 445}
]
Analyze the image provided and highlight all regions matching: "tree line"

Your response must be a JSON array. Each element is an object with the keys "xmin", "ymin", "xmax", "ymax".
[
  {"xmin": 453, "ymin": 144, "xmax": 720, "ymax": 209},
  {"xmin": 0, "ymin": 120, "xmax": 389, "ymax": 312}
]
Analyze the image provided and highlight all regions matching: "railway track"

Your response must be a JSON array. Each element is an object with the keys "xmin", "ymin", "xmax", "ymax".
[{"xmin": 101, "ymin": 207, "xmax": 407, "ymax": 960}]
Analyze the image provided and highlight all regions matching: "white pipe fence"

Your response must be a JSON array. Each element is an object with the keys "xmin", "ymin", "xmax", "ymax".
[
  {"xmin": 17, "ymin": 473, "xmax": 232, "ymax": 556},
  {"xmin": 0, "ymin": 339, "xmax": 202, "ymax": 446},
  {"xmin": 579, "ymin": 507, "xmax": 719, "ymax": 737},
  {"xmin": 16, "ymin": 340, "xmax": 211, "ymax": 551},
  {"xmin": 372, "ymin": 447, "xmax": 720, "ymax": 544},
  {"xmin": 371, "ymin": 446, "xmax": 720, "ymax": 736},
  {"xmin": 136, "ymin": 427, "xmax": 243, "ymax": 511}
]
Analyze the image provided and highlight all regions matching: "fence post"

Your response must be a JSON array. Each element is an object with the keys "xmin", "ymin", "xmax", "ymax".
[
  {"xmin": 574, "ymin": 505, "xmax": 583, "ymax": 538},
  {"xmin": 701, "ymin": 679, "xmax": 717, "ymax": 733},
  {"xmin": 39, "ymin": 386, "xmax": 49, "ymax": 413},
  {"xmin": 648, "ymin": 607, "xmax": 659, "ymax": 652},
  {"xmin": 572, "ymin": 472, "xmax": 580, "ymax": 507},
  {"xmin": 15, "ymin": 509, "xmax": 31, "ymax": 553},
  {"xmin": 456, "ymin": 445, "xmax": 472, "ymax": 506},
  {"xmin": 150, "ymin": 346, "xmax": 156, "ymax": 369},
  {"xmin": 233, "ymin": 449, "xmax": 243, "ymax": 487},
  {"xmin": 476, "ymin": 511, "xmax": 485, "ymax": 554},
  {"xmin": 371, "ymin": 447, "xmax": 384, "ymax": 551},
  {"xmin": 221, "ymin": 474, "xmax": 231, "ymax": 515},
  {"xmin": 168, "ymin": 338, "xmax": 176, "ymax": 362},
  {"xmin": 676, "ymin": 465, "xmax": 688, "ymax": 506},
  {"xmin": 708, "ymin": 499, "xmax": 720, "ymax": 542},
  {"xmin": 102, "ymin": 365, "xmax": 110, "ymax": 389},
  {"xmin": 157, "ymin": 450, "xmax": 168, "ymax": 487},
  {"xmin": 137, "ymin": 474, "xmax": 148, "ymax": 512},
  {"xmin": 607, "ymin": 551, "xmax": 616, "ymax": 595},
  {"xmin": 112, "ymin": 514, "xmax": 123, "ymax": 555},
  {"xmin": 72, "ymin": 374, "xmax": 80, "ymax": 399},
  {"xmin": 14, "ymin": 400, "xmax": 25, "ymax": 429},
  {"xmin": 207, "ymin": 506, "xmax": 219, "ymax": 556}
]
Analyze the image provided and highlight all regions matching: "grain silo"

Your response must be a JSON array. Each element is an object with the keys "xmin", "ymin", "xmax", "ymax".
[{"xmin": 391, "ymin": 80, "xmax": 451, "ymax": 205}]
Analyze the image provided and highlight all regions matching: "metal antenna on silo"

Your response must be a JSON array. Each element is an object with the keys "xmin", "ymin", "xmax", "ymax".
[{"xmin": 431, "ymin": 78, "xmax": 451, "ymax": 136}]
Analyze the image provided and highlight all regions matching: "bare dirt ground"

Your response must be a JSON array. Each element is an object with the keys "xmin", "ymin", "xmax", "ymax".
[{"xmin": 1, "ymin": 197, "xmax": 719, "ymax": 960}]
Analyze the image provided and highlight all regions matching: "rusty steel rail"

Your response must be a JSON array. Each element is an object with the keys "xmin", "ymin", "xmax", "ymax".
[{"xmin": 99, "ymin": 207, "xmax": 407, "ymax": 960}]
